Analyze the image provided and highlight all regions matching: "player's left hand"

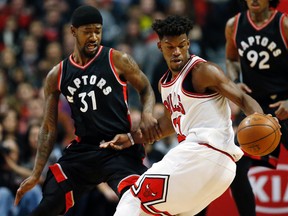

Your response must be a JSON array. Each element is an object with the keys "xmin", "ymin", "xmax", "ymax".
[
  {"xmin": 15, "ymin": 175, "xmax": 40, "ymax": 206},
  {"xmin": 139, "ymin": 112, "xmax": 162, "ymax": 144},
  {"xmin": 269, "ymin": 100, "xmax": 288, "ymax": 121},
  {"xmin": 100, "ymin": 134, "xmax": 132, "ymax": 150}
]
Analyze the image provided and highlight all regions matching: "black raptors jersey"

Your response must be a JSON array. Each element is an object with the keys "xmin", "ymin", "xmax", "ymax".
[
  {"xmin": 235, "ymin": 10, "xmax": 288, "ymax": 102},
  {"xmin": 59, "ymin": 46, "xmax": 131, "ymax": 140}
]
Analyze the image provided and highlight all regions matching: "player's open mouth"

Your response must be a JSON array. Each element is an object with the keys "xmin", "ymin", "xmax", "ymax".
[
  {"xmin": 171, "ymin": 59, "xmax": 182, "ymax": 64},
  {"xmin": 250, "ymin": 3, "xmax": 260, "ymax": 9},
  {"xmin": 87, "ymin": 43, "xmax": 97, "ymax": 52}
]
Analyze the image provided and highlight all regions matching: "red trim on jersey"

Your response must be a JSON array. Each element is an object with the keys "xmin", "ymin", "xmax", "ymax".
[
  {"xmin": 122, "ymin": 83, "xmax": 128, "ymax": 102},
  {"xmin": 180, "ymin": 59, "xmax": 220, "ymax": 98},
  {"xmin": 57, "ymin": 62, "xmax": 63, "ymax": 91},
  {"xmin": 182, "ymin": 90, "xmax": 219, "ymax": 98},
  {"xmin": 49, "ymin": 163, "xmax": 67, "ymax": 183},
  {"xmin": 68, "ymin": 46, "xmax": 103, "ymax": 69},
  {"xmin": 199, "ymin": 143, "xmax": 235, "ymax": 162},
  {"xmin": 75, "ymin": 136, "xmax": 81, "ymax": 142},
  {"xmin": 280, "ymin": 14, "xmax": 288, "ymax": 48},
  {"xmin": 161, "ymin": 55, "xmax": 200, "ymax": 88},
  {"xmin": 247, "ymin": 10, "xmax": 277, "ymax": 31},
  {"xmin": 117, "ymin": 175, "xmax": 140, "ymax": 194},
  {"xmin": 159, "ymin": 70, "xmax": 170, "ymax": 87},
  {"xmin": 233, "ymin": 13, "xmax": 241, "ymax": 48},
  {"xmin": 109, "ymin": 49, "xmax": 126, "ymax": 86},
  {"xmin": 65, "ymin": 191, "xmax": 74, "ymax": 213}
]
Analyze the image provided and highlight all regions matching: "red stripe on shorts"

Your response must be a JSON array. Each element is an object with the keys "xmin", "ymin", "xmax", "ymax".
[
  {"xmin": 49, "ymin": 163, "xmax": 67, "ymax": 183},
  {"xmin": 65, "ymin": 191, "xmax": 74, "ymax": 213},
  {"xmin": 50, "ymin": 163, "xmax": 75, "ymax": 213},
  {"xmin": 199, "ymin": 143, "xmax": 235, "ymax": 162}
]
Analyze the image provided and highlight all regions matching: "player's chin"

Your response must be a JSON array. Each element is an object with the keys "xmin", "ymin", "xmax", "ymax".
[
  {"xmin": 84, "ymin": 49, "xmax": 97, "ymax": 58},
  {"xmin": 171, "ymin": 61, "xmax": 184, "ymax": 70},
  {"xmin": 171, "ymin": 65, "xmax": 183, "ymax": 72}
]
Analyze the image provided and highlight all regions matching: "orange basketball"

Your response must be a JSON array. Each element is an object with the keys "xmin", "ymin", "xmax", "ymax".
[{"xmin": 237, "ymin": 113, "xmax": 281, "ymax": 156}]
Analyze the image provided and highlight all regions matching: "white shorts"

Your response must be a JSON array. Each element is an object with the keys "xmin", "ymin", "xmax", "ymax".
[{"xmin": 130, "ymin": 141, "xmax": 236, "ymax": 215}]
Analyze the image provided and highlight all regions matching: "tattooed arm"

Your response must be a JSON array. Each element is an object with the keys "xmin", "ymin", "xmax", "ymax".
[
  {"xmin": 112, "ymin": 50, "xmax": 161, "ymax": 144},
  {"xmin": 15, "ymin": 64, "xmax": 60, "ymax": 205}
]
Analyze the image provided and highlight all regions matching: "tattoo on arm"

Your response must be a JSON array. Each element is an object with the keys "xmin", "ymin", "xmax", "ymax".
[{"xmin": 33, "ymin": 68, "xmax": 59, "ymax": 177}]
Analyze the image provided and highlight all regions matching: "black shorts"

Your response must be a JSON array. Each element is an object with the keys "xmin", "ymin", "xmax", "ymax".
[{"xmin": 41, "ymin": 139, "xmax": 147, "ymax": 214}]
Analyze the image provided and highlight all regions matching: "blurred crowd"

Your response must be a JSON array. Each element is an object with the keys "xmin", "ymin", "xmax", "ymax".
[{"xmin": 0, "ymin": 0, "xmax": 252, "ymax": 215}]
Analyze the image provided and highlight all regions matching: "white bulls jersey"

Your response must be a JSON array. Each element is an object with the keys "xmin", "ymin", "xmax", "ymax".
[{"xmin": 160, "ymin": 55, "xmax": 243, "ymax": 162}]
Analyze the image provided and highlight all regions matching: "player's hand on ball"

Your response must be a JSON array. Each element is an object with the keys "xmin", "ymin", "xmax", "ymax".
[{"xmin": 265, "ymin": 114, "xmax": 282, "ymax": 134}]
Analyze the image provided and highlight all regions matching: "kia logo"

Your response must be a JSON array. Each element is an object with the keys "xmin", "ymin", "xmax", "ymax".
[{"xmin": 249, "ymin": 167, "xmax": 288, "ymax": 214}]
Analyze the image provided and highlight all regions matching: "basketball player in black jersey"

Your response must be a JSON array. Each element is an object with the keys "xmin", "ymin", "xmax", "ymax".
[
  {"xmin": 14, "ymin": 5, "xmax": 161, "ymax": 216},
  {"xmin": 225, "ymin": 0, "xmax": 288, "ymax": 215}
]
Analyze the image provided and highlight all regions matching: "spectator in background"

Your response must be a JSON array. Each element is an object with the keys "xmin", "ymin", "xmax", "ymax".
[
  {"xmin": 0, "ymin": 132, "xmax": 42, "ymax": 216},
  {"xmin": 0, "ymin": 120, "xmax": 63, "ymax": 216},
  {"xmin": 1, "ymin": 108, "xmax": 22, "ymax": 142},
  {"xmin": 61, "ymin": 23, "xmax": 75, "ymax": 58},
  {"xmin": 37, "ymin": 41, "xmax": 63, "ymax": 86},
  {"xmin": 138, "ymin": 0, "xmax": 156, "ymax": 36},
  {"xmin": 18, "ymin": 35, "xmax": 40, "ymax": 86},
  {"xmin": 42, "ymin": 9, "xmax": 64, "ymax": 43},
  {"xmin": 0, "ymin": 15, "xmax": 21, "ymax": 53},
  {"xmin": 0, "ymin": 138, "xmax": 21, "ymax": 216},
  {"xmin": 0, "ymin": 71, "xmax": 11, "ymax": 115},
  {"xmin": 27, "ymin": 19, "xmax": 49, "ymax": 59},
  {"xmin": 8, "ymin": 0, "xmax": 33, "ymax": 31},
  {"xmin": 14, "ymin": 82, "xmax": 36, "ymax": 134},
  {"xmin": 0, "ymin": 48, "xmax": 20, "ymax": 93},
  {"xmin": 225, "ymin": 0, "xmax": 288, "ymax": 215},
  {"xmin": 198, "ymin": 0, "xmax": 240, "ymax": 70}
]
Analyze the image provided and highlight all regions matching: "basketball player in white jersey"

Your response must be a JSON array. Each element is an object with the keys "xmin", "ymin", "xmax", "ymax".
[{"xmin": 100, "ymin": 15, "xmax": 273, "ymax": 216}]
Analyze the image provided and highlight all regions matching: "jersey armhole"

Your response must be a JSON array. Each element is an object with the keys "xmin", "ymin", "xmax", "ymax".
[
  {"xmin": 233, "ymin": 13, "xmax": 241, "ymax": 48},
  {"xmin": 109, "ymin": 49, "xmax": 126, "ymax": 86},
  {"xmin": 57, "ymin": 61, "xmax": 63, "ymax": 91},
  {"xmin": 280, "ymin": 14, "xmax": 288, "ymax": 49}
]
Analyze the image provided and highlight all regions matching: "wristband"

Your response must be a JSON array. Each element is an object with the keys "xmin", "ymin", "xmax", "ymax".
[{"xmin": 127, "ymin": 133, "xmax": 135, "ymax": 146}]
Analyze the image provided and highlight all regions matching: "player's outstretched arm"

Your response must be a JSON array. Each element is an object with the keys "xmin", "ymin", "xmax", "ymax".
[
  {"xmin": 193, "ymin": 61, "xmax": 263, "ymax": 117},
  {"xmin": 112, "ymin": 50, "xmax": 161, "ymax": 143},
  {"xmin": 15, "ymin": 65, "xmax": 61, "ymax": 205},
  {"xmin": 100, "ymin": 109, "xmax": 175, "ymax": 150}
]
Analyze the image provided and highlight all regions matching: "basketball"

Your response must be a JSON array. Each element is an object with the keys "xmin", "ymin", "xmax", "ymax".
[{"xmin": 237, "ymin": 113, "xmax": 281, "ymax": 156}]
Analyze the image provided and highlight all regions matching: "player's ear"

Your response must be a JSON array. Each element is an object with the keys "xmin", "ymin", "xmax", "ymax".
[
  {"xmin": 71, "ymin": 25, "xmax": 76, "ymax": 37},
  {"xmin": 157, "ymin": 42, "xmax": 162, "ymax": 51}
]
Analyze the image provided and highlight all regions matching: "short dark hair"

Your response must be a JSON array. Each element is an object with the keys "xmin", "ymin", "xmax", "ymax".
[
  {"xmin": 152, "ymin": 15, "xmax": 194, "ymax": 40},
  {"xmin": 239, "ymin": 0, "xmax": 280, "ymax": 9}
]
